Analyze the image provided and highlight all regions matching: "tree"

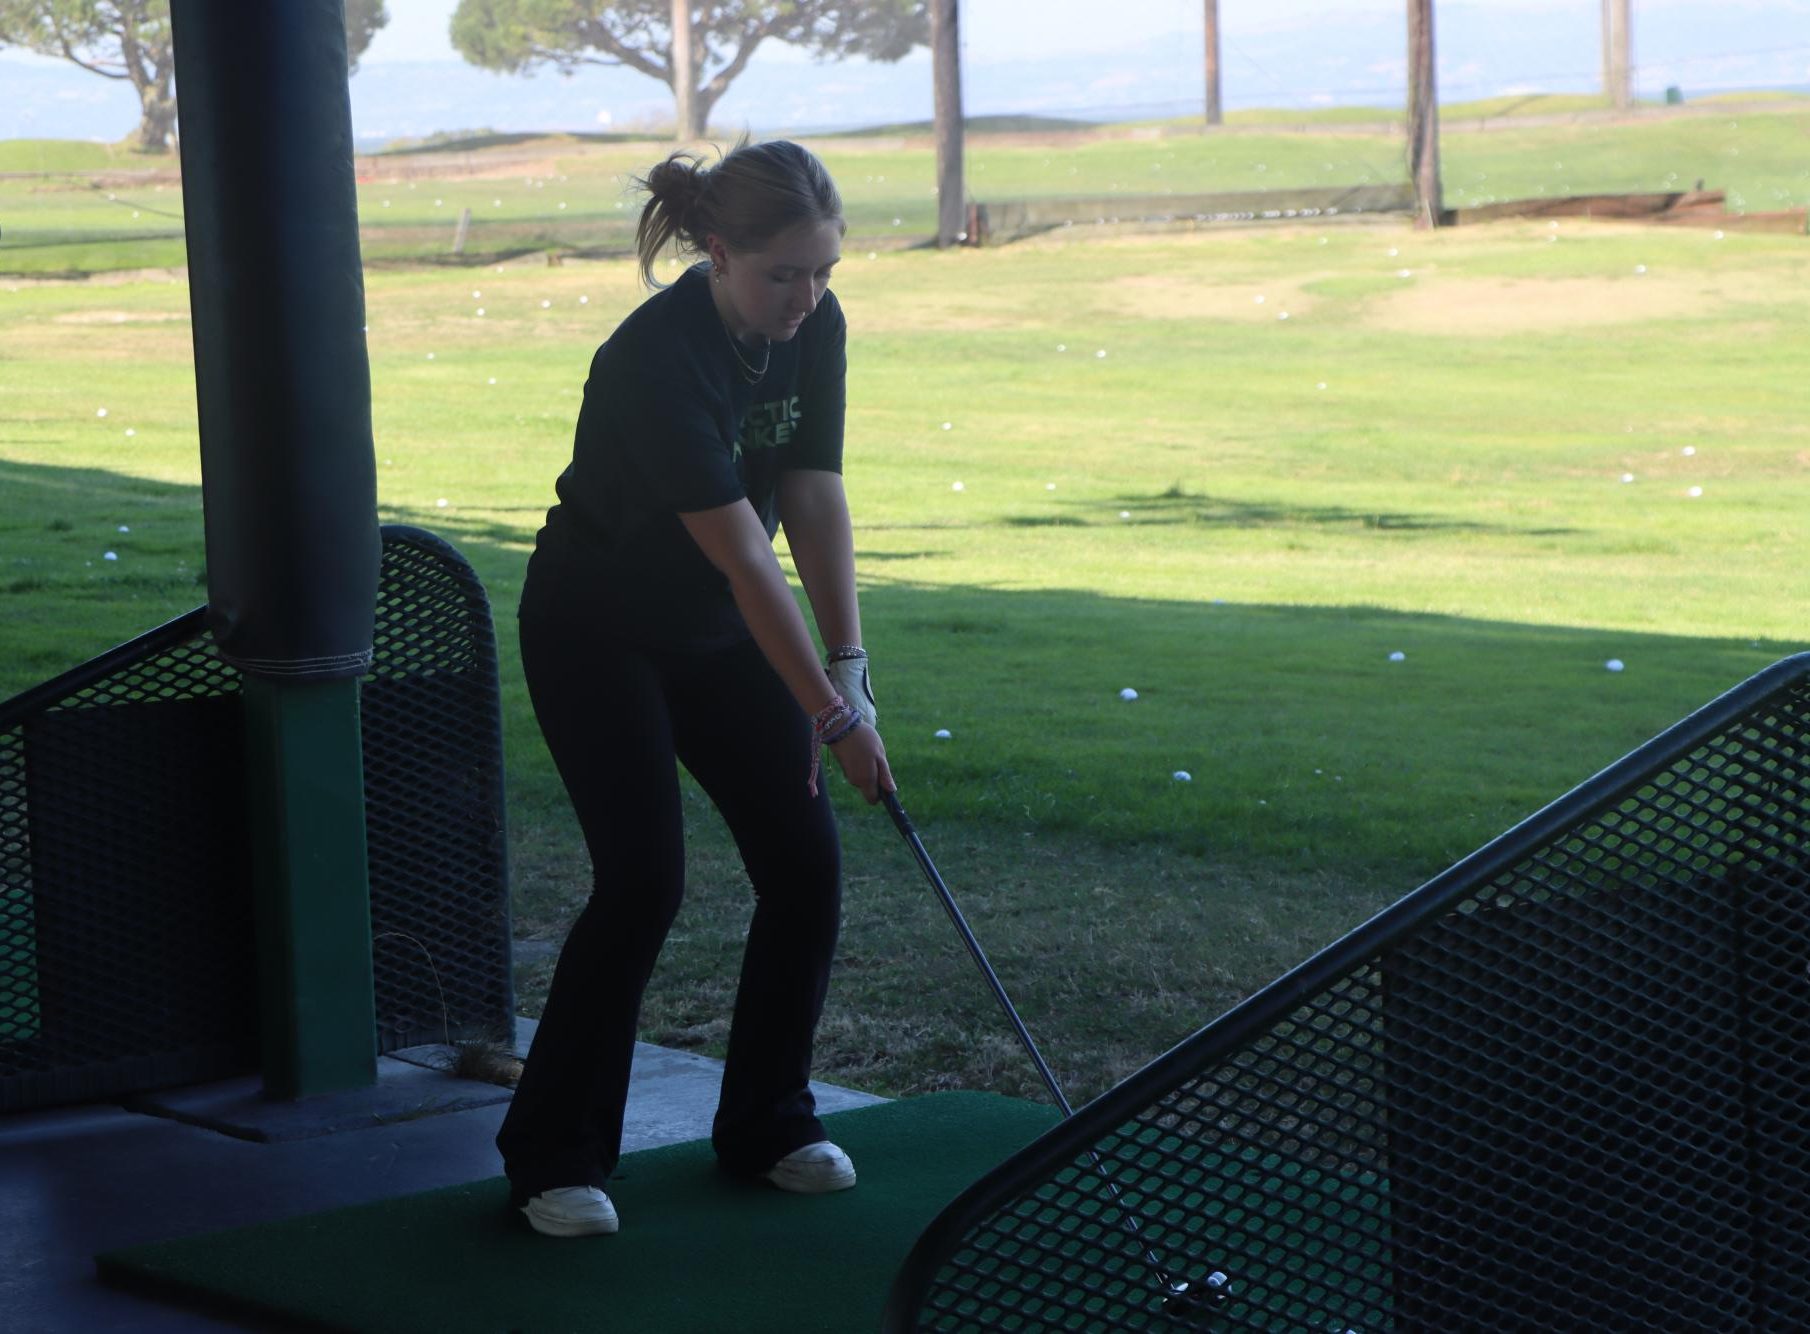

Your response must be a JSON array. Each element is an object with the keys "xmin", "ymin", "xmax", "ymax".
[
  {"xmin": 450, "ymin": 0, "xmax": 929, "ymax": 140},
  {"xmin": 1202, "ymin": 0, "xmax": 1220, "ymax": 126},
  {"xmin": 0, "ymin": 1, "xmax": 389, "ymax": 153}
]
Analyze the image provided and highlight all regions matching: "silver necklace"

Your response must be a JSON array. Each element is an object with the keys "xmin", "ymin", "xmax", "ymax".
[{"xmin": 719, "ymin": 314, "xmax": 771, "ymax": 384}]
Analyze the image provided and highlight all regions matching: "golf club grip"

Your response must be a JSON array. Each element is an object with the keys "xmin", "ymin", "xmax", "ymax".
[{"xmin": 882, "ymin": 788, "xmax": 915, "ymax": 836}]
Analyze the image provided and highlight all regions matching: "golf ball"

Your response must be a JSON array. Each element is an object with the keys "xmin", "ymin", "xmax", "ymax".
[
  {"xmin": 934, "ymin": 729, "xmax": 952, "ymax": 739},
  {"xmin": 1120, "ymin": 688, "xmax": 1139, "ymax": 701},
  {"xmin": 1606, "ymin": 659, "xmax": 1625, "ymax": 672},
  {"xmin": 1173, "ymin": 771, "xmax": 1192, "ymax": 782},
  {"xmin": 1388, "ymin": 651, "xmax": 1406, "ymax": 662}
]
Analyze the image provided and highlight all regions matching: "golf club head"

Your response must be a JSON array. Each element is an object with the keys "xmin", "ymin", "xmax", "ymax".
[{"xmin": 1160, "ymin": 1270, "xmax": 1231, "ymax": 1325}]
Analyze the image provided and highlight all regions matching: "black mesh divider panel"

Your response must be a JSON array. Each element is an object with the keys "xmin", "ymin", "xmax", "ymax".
[
  {"xmin": 1, "ymin": 525, "xmax": 512, "ymax": 1111},
  {"xmin": 2, "ymin": 639, "xmax": 255, "ymax": 1112},
  {"xmin": 884, "ymin": 654, "xmax": 1810, "ymax": 1333},
  {"xmin": 362, "ymin": 527, "xmax": 514, "ymax": 1051}
]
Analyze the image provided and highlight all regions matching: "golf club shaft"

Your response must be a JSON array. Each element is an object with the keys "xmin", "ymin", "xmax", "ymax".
[
  {"xmin": 881, "ymin": 791, "xmax": 1211, "ymax": 1314},
  {"xmin": 883, "ymin": 792, "xmax": 1073, "ymax": 1117}
]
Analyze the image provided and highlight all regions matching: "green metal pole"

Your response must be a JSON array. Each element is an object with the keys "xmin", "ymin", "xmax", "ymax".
[
  {"xmin": 171, "ymin": 0, "xmax": 381, "ymax": 1098},
  {"xmin": 243, "ymin": 677, "xmax": 377, "ymax": 1098}
]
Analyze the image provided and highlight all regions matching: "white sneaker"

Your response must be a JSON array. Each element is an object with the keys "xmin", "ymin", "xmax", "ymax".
[
  {"xmin": 520, "ymin": 1186, "xmax": 619, "ymax": 1237},
  {"xmin": 762, "ymin": 1141, "xmax": 856, "ymax": 1194}
]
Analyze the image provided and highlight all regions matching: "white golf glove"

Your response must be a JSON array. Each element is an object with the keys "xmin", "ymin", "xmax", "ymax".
[{"xmin": 826, "ymin": 650, "xmax": 877, "ymax": 731}]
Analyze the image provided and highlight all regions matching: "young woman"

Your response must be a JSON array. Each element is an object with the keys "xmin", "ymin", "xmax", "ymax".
[{"xmin": 496, "ymin": 139, "xmax": 892, "ymax": 1238}]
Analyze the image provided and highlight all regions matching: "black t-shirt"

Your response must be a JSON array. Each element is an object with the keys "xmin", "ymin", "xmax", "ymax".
[{"xmin": 527, "ymin": 262, "xmax": 847, "ymax": 650}]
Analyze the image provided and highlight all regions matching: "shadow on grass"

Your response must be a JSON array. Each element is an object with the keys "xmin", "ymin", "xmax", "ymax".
[
  {"xmin": 1010, "ymin": 483, "xmax": 1581, "ymax": 535},
  {"xmin": 4, "ymin": 456, "xmax": 1801, "ymax": 1098}
]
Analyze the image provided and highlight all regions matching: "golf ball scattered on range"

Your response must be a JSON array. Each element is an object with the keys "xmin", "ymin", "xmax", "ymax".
[
  {"xmin": 96, "ymin": 407, "xmax": 108, "ymax": 418},
  {"xmin": 103, "ymin": 551, "xmax": 118, "ymax": 561},
  {"xmin": 1119, "ymin": 688, "xmax": 1139, "ymax": 701},
  {"xmin": 1621, "ymin": 473, "xmax": 1635, "ymax": 483},
  {"xmin": 951, "ymin": 481, "xmax": 964, "ymax": 492},
  {"xmin": 934, "ymin": 729, "xmax": 952, "ymax": 739},
  {"xmin": 1173, "ymin": 771, "xmax": 1192, "ymax": 782},
  {"xmin": 1687, "ymin": 486, "xmax": 1703, "ymax": 497},
  {"xmin": 1681, "ymin": 446, "xmax": 1696, "ymax": 456},
  {"xmin": 1606, "ymin": 659, "xmax": 1625, "ymax": 672},
  {"xmin": 1388, "ymin": 650, "xmax": 1406, "ymax": 662}
]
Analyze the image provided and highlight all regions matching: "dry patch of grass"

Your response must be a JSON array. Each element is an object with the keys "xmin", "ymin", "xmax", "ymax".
[
  {"xmin": 1101, "ymin": 272, "xmax": 1324, "ymax": 323},
  {"xmin": 1361, "ymin": 271, "xmax": 1783, "ymax": 336}
]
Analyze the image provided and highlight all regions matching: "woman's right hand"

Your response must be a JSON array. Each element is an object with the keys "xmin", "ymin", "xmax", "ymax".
[{"xmin": 829, "ymin": 722, "xmax": 894, "ymax": 805}]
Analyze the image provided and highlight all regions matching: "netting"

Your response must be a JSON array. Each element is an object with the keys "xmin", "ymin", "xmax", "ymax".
[
  {"xmin": 0, "ymin": 525, "xmax": 512, "ymax": 1111},
  {"xmin": 885, "ymin": 654, "xmax": 1810, "ymax": 1333}
]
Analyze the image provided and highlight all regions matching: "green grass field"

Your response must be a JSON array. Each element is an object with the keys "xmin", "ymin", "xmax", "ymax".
[{"xmin": 2, "ymin": 108, "xmax": 1807, "ymax": 1104}]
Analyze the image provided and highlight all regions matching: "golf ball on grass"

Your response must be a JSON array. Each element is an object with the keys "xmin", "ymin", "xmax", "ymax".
[
  {"xmin": 1173, "ymin": 771, "xmax": 1192, "ymax": 782},
  {"xmin": 1388, "ymin": 650, "xmax": 1406, "ymax": 662},
  {"xmin": 1606, "ymin": 659, "xmax": 1625, "ymax": 672},
  {"xmin": 934, "ymin": 729, "xmax": 952, "ymax": 739},
  {"xmin": 1119, "ymin": 688, "xmax": 1139, "ymax": 701}
]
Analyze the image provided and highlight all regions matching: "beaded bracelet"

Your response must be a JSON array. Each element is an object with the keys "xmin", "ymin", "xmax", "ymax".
[
  {"xmin": 811, "ymin": 695, "xmax": 851, "ymax": 735},
  {"xmin": 826, "ymin": 645, "xmax": 868, "ymax": 664}
]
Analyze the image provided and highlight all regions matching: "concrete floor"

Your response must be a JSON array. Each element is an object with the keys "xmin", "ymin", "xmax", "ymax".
[{"xmin": 1, "ymin": 1019, "xmax": 885, "ymax": 1332}]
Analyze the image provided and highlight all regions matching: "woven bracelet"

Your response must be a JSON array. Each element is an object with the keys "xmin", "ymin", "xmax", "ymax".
[{"xmin": 821, "ymin": 713, "xmax": 863, "ymax": 746}]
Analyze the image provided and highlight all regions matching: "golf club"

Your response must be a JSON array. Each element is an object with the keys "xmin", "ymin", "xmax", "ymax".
[{"xmin": 881, "ymin": 791, "xmax": 1231, "ymax": 1325}]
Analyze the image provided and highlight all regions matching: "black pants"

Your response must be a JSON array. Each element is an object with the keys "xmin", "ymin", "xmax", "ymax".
[{"xmin": 496, "ymin": 595, "xmax": 841, "ymax": 1203}]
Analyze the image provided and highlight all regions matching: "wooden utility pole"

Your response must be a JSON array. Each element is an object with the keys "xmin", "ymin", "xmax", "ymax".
[
  {"xmin": 1406, "ymin": 0, "xmax": 1441, "ymax": 229},
  {"xmin": 1204, "ymin": 0, "xmax": 1222, "ymax": 126},
  {"xmin": 671, "ymin": 0, "xmax": 696, "ymax": 139},
  {"xmin": 930, "ymin": 0, "xmax": 966, "ymax": 246},
  {"xmin": 1602, "ymin": 0, "xmax": 1632, "ymax": 110}
]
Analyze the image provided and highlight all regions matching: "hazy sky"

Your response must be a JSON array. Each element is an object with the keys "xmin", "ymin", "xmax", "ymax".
[
  {"xmin": 2, "ymin": 0, "xmax": 1803, "ymax": 141},
  {"xmin": 358, "ymin": 0, "xmax": 1803, "ymax": 67}
]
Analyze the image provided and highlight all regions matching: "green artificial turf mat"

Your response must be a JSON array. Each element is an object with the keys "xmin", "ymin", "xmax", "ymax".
[{"xmin": 97, "ymin": 1091, "xmax": 1058, "ymax": 1333}]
